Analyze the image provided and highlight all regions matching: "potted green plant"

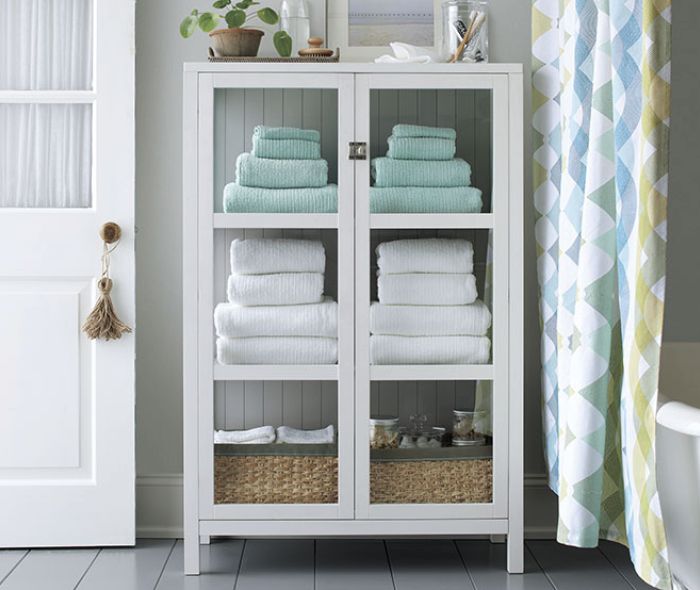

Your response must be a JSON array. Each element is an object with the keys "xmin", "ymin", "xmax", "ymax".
[{"xmin": 181, "ymin": 0, "xmax": 293, "ymax": 58}]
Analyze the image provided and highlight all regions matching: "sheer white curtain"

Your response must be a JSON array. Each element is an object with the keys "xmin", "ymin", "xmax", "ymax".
[{"xmin": 0, "ymin": 0, "xmax": 93, "ymax": 208}]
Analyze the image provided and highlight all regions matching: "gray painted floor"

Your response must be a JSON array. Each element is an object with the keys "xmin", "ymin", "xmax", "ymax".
[{"xmin": 0, "ymin": 539, "xmax": 655, "ymax": 590}]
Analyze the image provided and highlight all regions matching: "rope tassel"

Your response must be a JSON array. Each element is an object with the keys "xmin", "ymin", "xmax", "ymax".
[{"xmin": 82, "ymin": 222, "xmax": 132, "ymax": 341}]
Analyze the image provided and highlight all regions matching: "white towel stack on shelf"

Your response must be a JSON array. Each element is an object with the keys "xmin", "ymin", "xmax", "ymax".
[
  {"xmin": 370, "ymin": 239, "xmax": 492, "ymax": 364},
  {"xmin": 215, "ymin": 238, "xmax": 338, "ymax": 364}
]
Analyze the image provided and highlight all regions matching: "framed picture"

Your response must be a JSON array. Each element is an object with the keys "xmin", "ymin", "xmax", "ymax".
[{"xmin": 327, "ymin": 0, "xmax": 442, "ymax": 61}]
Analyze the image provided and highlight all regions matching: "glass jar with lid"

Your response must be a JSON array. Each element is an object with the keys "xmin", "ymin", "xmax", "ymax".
[
  {"xmin": 441, "ymin": 0, "xmax": 488, "ymax": 63},
  {"xmin": 452, "ymin": 409, "xmax": 486, "ymax": 446},
  {"xmin": 369, "ymin": 416, "xmax": 399, "ymax": 449}
]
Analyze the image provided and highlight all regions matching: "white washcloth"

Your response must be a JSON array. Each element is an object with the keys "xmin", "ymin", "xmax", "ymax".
[
  {"xmin": 217, "ymin": 336, "xmax": 338, "ymax": 364},
  {"xmin": 215, "ymin": 297, "xmax": 337, "ymax": 338},
  {"xmin": 370, "ymin": 300, "xmax": 491, "ymax": 336},
  {"xmin": 374, "ymin": 42, "xmax": 438, "ymax": 64},
  {"xmin": 277, "ymin": 425, "xmax": 335, "ymax": 444},
  {"xmin": 370, "ymin": 335, "xmax": 491, "ymax": 365},
  {"xmin": 376, "ymin": 239, "xmax": 474, "ymax": 274},
  {"xmin": 377, "ymin": 273, "xmax": 478, "ymax": 305},
  {"xmin": 230, "ymin": 238, "xmax": 325, "ymax": 275},
  {"xmin": 214, "ymin": 426, "xmax": 276, "ymax": 444},
  {"xmin": 227, "ymin": 273, "xmax": 324, "ymax": 306}
]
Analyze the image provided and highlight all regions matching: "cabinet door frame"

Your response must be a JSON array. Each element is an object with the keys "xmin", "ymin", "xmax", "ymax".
[{"xmin": 353, "ymin": 72, "xmax": 512, "ymax": 520}]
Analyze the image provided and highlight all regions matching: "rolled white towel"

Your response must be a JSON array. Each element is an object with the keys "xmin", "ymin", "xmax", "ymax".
[
  {"xmin": 227, "ymin": 273, "xmax": 324, "ymax": 306},
  {"xmin": 215, "ymin": 297, "xmax": 338, "ymax": 338},
  {"xmin": 277, "ymin": 425, "xmax": 335, "ymax": 444},
  {"xmin": 214, "ymin": 425, "xmax": 276, "ymax": 444},
  {"xmin": 377, "ymin": 273, "xmax": 478, "ymax": 305},
  {"xmin": 370, "ymin": 335, "xmax": 491, "ymax": 365},
  {"xmin": 370, "ymin": 300, "xmax": 491, "ymax": 336},
  {"xmin": 217, "ymin": 336, "xmax": 338, "ymax": 364},
  {"xmin": 376, "ymin": 239, "xmax": 474, "ymax": 274},
  {"xmin": 230, "ymin": 238, "xmax": 326, "ymax": 275}
]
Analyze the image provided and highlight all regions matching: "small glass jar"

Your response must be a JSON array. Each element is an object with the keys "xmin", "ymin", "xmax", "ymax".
[
  {"xmin": 370, "ymin": 416, "xmax": 399, "ymax": 449},
  {"xmin": 452, "ymin": 410, "xmax": 486, "ymax": 446},
  {"xmin": 441, "ymin": 0, "xmax": 488, "ymax": 63}
]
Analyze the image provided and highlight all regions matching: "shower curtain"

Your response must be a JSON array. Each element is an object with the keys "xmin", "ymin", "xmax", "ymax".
[{"xmin": 532, "ymin": 1, "xmax": 671, "ymax": 588}]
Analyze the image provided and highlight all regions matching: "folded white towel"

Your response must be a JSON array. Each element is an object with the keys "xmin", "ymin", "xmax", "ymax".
[
  {"xmin": 227, "ymin": 273, "xmax": 324, "ymax": 306},
  {"xmin": 376, "ymin": 239, "xmax": 474, "ymax": 274},
  {"xmin": 214, "ymin": 426, "xmax": 276, "ymax": 444},
  {"xmin": 277, "ymin": 425, "xmax": 335, "ymax": 444},
  {"xmin": 217, "ymin": 336, "xmax": 338, "ymax": 364},
  {"xmin": 374, "ymin": 42, "xmax": 438, "ymax": 64},
  {"xmin": 215, "ymin": 297, "xmax": 337, "ymax": 338},
  {"xmin": 369, "ymin": 335, "xmax": 491, "ymax": 365},
  {"xmin": 370, "ymin": 300, "xmax": 491, "ymax": 336},
  {"xmin": 377, "ymin": 273, "xmax": 478, "ymax": 305},
  {"xmin": 230, "ymin": 238, "xmax": 326, "ymax": 275}
]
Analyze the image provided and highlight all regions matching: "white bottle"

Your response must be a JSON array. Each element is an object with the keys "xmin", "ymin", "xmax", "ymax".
[{"xmin": 279, "ymin": 0, "xmax": 310, "ymax": 56}]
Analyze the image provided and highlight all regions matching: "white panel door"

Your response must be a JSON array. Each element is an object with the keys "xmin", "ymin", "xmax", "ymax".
[{"xmin": 0, "ymin": 1, "xmax": 135, "ymax": 546}]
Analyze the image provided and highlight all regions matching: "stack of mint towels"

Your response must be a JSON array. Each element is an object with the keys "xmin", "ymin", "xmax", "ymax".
[
  {"xmin": 370, "ymin": 124, "xmax": 483, "ymax": 213},
  {"xmin": 223, "ymin": 126, "xmax": 337, "ymax": 213},
  {"xmin": 370, "ymin": 238, "xmax": 491, "ymax": 364},
  {"xmin": 214, "ymin": 238, "xmax": 338, "ymax": 364}
]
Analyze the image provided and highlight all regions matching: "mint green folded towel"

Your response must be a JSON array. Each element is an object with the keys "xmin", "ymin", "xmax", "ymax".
[
  {"xmin": 224, "ymin": 183, "xmax": 337, "ymax": 213},
  {"xmin": 370, "ymin": 187, "xmax": 482, "ymax": 213},
  {"xmin": 251, "ymin": 137, "xmax": 322, "ymax": 160},
  {"xmin": 236, "ymin": 153, "xmax": 328, "ymax": 189},
  {"xmin": 252, "ymin": 125, "xmax": 320, "ymax": 143},
  {"xmin": 371, "ymin": 157, "xmax": 471, "ymax": 188},
  {"xmin": 386, "ymin": 136, "xmax": 456, "ymax": 160},
  {"xmin": 392, "ymin": 124, "xmax": 457, "ymax": 140}
]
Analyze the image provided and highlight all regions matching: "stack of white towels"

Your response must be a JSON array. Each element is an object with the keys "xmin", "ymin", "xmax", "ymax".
[
  {"xmin": 215, "ymin": 238, "xmax": 338, "ymax": 364},
  {"xmin": 370, "ymin": 238, "xmax": 492, "ymax": 364}
]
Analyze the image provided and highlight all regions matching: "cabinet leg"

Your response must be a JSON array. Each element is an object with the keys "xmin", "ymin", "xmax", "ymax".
[
  {"xmin": 200, "ymin": 535, "xmax": 211, "ymax": 545},
  {"xmin": 507, "ymin": 532, "xmax": 524, "ymax": 574},
  {"xmin": 490, "ymin": 534, "xmax": 506, "ymax": 544},
  {"xmin": 184, "ymin": 535, "xmax": 200, "ymax": 575}
]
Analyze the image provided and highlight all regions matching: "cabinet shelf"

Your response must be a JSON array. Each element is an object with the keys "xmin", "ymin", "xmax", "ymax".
[
  {"xmin": 370, "ymin": 213, "xmax": 494, "ymax": 230},
  {"xmin": 369, "ymin": 364, "xmax": 494, "ymax": 381},
  {"xmin": 213, "ymin": 363, "xmax": 339, "ymax": 381},
  {"xmin": 214, "ymin": 213, "xmax": 338, "ymax": 229}
]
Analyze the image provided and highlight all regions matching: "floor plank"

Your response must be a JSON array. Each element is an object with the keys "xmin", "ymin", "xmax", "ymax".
[
  {"xmin": 457, "ymin": 540, "xmax": 554, "ymax": 590},
  {"xmin": 386, "ymin": 540, "xmax": 474, "ymax": 590},
  {"xmin": 598, "ymin": 541, "xmax": 656, "ymax": 590},
  {"xmin": 235, "ymin": 539, "xmax": 314, "ymax": 590},
  {"xmin": 527, "ymin": 541, "xmax": 631, "ymax": 590},
  {"xmin": 0, "ymin": 552, "xmax": 27, "ymax": 585},
  {"xmin": 155, "ymin": 540, "xmax": 243, "ymax": 590},
  {"xmin": 0, "ymin": 548, "xmax": 98, "ymax": 590},
  {"xmin": 76, "ymin": 539, "xmax": 176, "ymax": 590},
  {"xmin": 315, "ymin": 539, "xmax": 394, "ymax": 590}
]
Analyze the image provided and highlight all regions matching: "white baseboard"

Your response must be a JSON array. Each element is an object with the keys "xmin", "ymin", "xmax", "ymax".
[{"xmin": 136, "ymin": 472, "xmax": 558, "ymax": 539}]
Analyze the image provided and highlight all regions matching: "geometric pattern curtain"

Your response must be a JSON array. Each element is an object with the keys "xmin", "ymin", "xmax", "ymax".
[{"xmin": 532, "ymin": 1, "xmax": 672, "ymax": 587}]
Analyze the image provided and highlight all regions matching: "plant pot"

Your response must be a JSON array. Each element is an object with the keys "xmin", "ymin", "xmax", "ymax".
[{"xmin": 209, "ymin": 28, "xmax": 265, "ymax": 57}]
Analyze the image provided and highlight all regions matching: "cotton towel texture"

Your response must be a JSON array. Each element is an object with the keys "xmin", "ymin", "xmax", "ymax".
[
  {"xmin": 277, "ymin": 425, "xmax": 335, "ymax": 444},
  {"xmin": 230, "ymin": 238, "xmax": 325, "ymax": 275},
  {"xmin": 214, "ymin": 426, "xmax": 276, "ymax": 445},
  {"xmin": 369, "ymin": 186, "xmax": 482, "ymax": 213},
  {"xmin": 217, "ymin": 336, "xmax": 338, "ymax": 365},
  {"xmin": 371, "ymin": 157, "xmax": 472, "ymax": 188},
  {"xmin": 224, "ymin": 126, "xmax": 337, "ymax": 213},
  {"xmin": 377, "ymin": 238, "xmax": 474, "ymax": 274},
  {"xmin": 214, "ymin": 424, "xmax": 335, "ymax": 445}
]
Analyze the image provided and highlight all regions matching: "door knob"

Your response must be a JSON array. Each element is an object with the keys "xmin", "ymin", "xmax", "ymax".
[{"xmin": 99, "ymin": 222, "xmax": 122, "ymax": 244}]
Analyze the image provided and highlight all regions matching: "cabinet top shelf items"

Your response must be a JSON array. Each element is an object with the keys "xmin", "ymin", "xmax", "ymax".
[{"xmin": 184, "ymin": 62, "xmax": 523, "ymax": 75}]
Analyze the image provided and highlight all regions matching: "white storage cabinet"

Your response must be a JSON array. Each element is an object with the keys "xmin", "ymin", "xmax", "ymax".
[{"xmin": 183, "ymin": 63, "xmax": 523, "ymax": 575}]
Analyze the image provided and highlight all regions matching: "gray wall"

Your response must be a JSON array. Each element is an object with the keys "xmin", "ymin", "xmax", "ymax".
[{"xmin": 134, "ymin": 0, "xmax": 698, "ymax": 531}]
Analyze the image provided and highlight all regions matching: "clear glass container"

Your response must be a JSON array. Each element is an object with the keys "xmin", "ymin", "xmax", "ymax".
[
  {"xmin": 369, "ymin": 416, "xmax": 399, "ymax": 449},
  {"xmin": 441, "ymin": 0, "xmax": 488, "ymax": 63},
  {"xmin": 279, "ymin": 0, "xmax": 310, "ymax": 56},
  {"xmin": 451, "ymin": 409, "xmax": 486, "ymax": 446}
]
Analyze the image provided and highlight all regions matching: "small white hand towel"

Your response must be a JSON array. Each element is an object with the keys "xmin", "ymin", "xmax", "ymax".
[
  {"xmin": 227, "ymin": 273, "xmax": 324, "ymax": 306},
  {"xmin": 370, "ymin": 300, "xmax": 491, "ymax": 336},
  {"xmin": 217, "ymin": 336, "xmax": 338, "ymax": 365},
  {"xmin": 374, "ymin": 42, "xmax": 438, "ymax": 64},
  {"xmin": 376, "ymin": 239, "xmax": 474, "ymax": 274},
  {"xmin": 369, "ymin": 335, "xmax": 491, "ymax": 365},
  {"xmin": 215, "ymin": 297, "xmax": 338, "ymax": 338},
  {"xmin": 230, "ymin": 238, "xmax": 326, "ymax": 275},
  {"xmin": 277, "ymin": 425, "xmax": 335, "ymax": 444},
  {"xmin": 214, "ymin": 425, "xmax": 276, "ymax": 444},
  {"xmin": 377, "ymin": 273, "xmax": 478, "ymax": 305}
]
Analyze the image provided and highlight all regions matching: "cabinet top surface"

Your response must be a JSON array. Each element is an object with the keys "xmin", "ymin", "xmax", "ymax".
[{"xmin": 183, "ymin": 62, "xmax": 523, "ymax": 74}]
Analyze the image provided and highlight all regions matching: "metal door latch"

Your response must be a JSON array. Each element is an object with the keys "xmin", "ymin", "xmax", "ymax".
[{"xmin": 348, "ymin": 142, "xmax": 367, "ymax": 160}]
